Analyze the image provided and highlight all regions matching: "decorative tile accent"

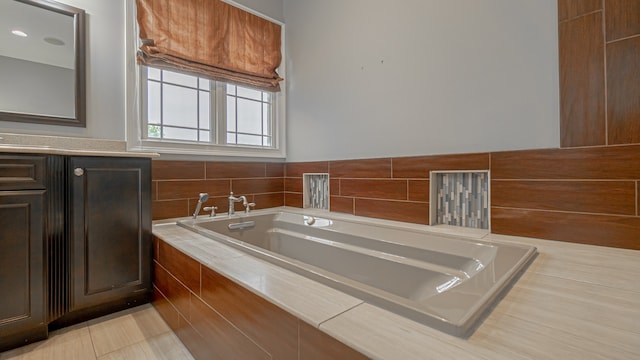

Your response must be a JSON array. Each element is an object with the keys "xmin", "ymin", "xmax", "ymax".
[
  {"xmin": 433, "ymin": 171, "xmax": 489, "ymax": 229},
  {"xmin": 303, "ymin": 173, "xmax": 329, "ymax": 210}
]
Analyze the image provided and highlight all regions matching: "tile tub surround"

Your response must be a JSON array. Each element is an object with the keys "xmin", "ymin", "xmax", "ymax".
[
  {"xmin": 152, "ymin": 160, "xmax": 285, "ymax": 220},
  {"xmin": 285, "ymin": 145, "xmax": 640, "ymax": 250},
  {"xmin": 154, "ymin": 143, "xmax": 640, "ymax": 250},
  {"xmin": 152, "ymin": 216, "xmax": 640, "ymax": 359}
]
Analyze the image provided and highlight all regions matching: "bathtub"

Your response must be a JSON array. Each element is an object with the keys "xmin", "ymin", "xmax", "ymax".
[{"xmin": 177, "ymin": 209, "xmax": 536, "ymax": 337}]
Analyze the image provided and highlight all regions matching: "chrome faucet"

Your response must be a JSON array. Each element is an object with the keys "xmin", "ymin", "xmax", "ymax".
[
  {"xmin": 228, "ymin": 192, "xmax": 245, "ymax": 216},
  {"xmin": 193, "ymin": 193, "xmax": 209, "ymax": 219}
]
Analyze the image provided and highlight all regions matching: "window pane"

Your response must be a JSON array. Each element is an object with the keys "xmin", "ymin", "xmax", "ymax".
[
  {"xmin": 142, "ymin": 66, "xmax": 277, "ymax": 149},
  {"xmin": 163, "ymin": 70, "xmax": 198, "ymax": 88},
  {"xmin": 226, "ymin": 96, "xmax": 236, "ymax": 131},
  {"xmin": 263, "ymin": 103, "xmax": 271, "ymax": 136},
  {"xmin": 147, "ymin": 81, "xmax": 161, "ymax": 124},
  {"xmin": 199, "ymin": 130, "xmax": 210, "ymax": 142},
  {"xmin": 163, "ymin": 84, "xmax": 198, "ymax": 128},
  {"xmin": 237, "ymin": 134, "xmax": 263, "ymax": 146},
  {"xmin": 237, "ymin": 98, "xmax": 262, "ymax": 134},
  {"xmin": 199, "ymin": 78, "xmax": 209, "ymax": 90},
  {"xmin": 147, "ymin": 125, "xmax": 161, "ymax": 138},
  {"xmin": 237, "ymin": 86, "xmax": 262, "ymax": 101},
  {"xmin": 199, "ymin": 92, "xmax": 210, "ymax": 130},
  {"xmin": 163, "ymin": 127, "xmax": 198, "ymax": 141},
  {"xmin": 147, "ymin": 67, "xmax": 161, "ymax": 81}
]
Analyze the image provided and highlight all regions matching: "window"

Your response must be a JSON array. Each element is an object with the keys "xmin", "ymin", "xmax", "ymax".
[
  {"xmin": 142, "ymin": 66, "xmax": 275, "ymax": 149},
  {"xmin": 125, "ymin": 0, "xmax": 285, "ymax": 158}
]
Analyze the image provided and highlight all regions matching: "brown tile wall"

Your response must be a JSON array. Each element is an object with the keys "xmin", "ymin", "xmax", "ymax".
[
  {"xmin": 285, "ymin": 145, "xmax": 640, "ymax": 250},
  {"xmin": 151, "ymin": 160, "xmax": 284, "ymax": 220},
  {"xmin": 491, "ymin": 145, "xmax": 640, "ymax": 250},
  {"xmin": 154, "ymin": 144, "xmax": 640, "ymax": 250},
  {"xmin": 285, "ymin": 154, "xmax": 489, "ymax": 226},
  {"xmin": 559, "ymin": 0, "xmax": 640, "ymax": 147}
]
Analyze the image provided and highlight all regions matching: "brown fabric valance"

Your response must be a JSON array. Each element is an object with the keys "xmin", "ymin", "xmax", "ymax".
[{"xmin": 136, "ymin": 0, "xmax": 283, "ymax": 92}]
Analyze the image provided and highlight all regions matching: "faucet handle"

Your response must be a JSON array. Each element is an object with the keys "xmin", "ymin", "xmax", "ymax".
[
  {"xmin": 244, "ymin": 202, "xmax": 256, "ymax": 214},
  {"xmin": 204, "ymin": 206, "xmax": 218, "ymax": 217}
]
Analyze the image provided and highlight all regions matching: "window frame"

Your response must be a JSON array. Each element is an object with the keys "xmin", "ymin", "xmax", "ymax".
[{"xmin": 125, "ymin": 0, "xmax": 286, "ymax": 159}]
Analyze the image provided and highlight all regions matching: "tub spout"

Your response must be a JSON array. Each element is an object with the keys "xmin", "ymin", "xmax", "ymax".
[{"xmin": 228, "ymin": 192, "xmax": 246, "ymax": 216}]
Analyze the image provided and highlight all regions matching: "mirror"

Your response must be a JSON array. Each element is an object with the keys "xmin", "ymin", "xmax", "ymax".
[{"xmin": 0, "ymin": 0, "xmax": 85, "ymax": 127}]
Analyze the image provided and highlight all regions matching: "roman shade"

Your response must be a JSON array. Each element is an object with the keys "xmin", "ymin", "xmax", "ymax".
[{"xmin": 136, "ymin": 0, "xmax": 283, "ymax": 91}]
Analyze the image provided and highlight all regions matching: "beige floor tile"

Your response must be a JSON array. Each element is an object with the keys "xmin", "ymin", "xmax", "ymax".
[
  {"xmin": 88, "ymin": 304, "xmax": 171, "ymax": 357},
  {"xmin": 0, "ymin": 323, "xmax": 96, "ymax": 360},
  {"xmin": 97, "ymin": 332, "xmax": 194, "ymax": 360}
]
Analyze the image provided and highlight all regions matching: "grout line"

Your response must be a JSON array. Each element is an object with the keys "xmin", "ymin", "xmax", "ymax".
[
  {"xmin": 488, "ymin": 152, "xmax": 492, "ymax": 173},
  {"xmin": 406, "ymin": 179, "xmax": 409, "ymax": 200},
  {"xmin": 605, "ymin": 33, "xmax": 640, "ymax": 44},
  {"xmin": 317, "ymin": 301, "xmax": 365, "ymax": 328},
  {"xmin": 558, "ymin": 8, "xmax": 603, "ymax": 24},
  {"xmin": 87, "ymin": 325, "xmax": 99, "ymax": 359},
  {"xmin": 390, "ymin": 158, "xmax": 394, "ymax": 178},
  {"xmin": 352, "ymin": 196, "xmax": 356, "ymax": 214}
]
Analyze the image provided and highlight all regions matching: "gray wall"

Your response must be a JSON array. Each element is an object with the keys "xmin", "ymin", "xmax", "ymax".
[
  {"xmin": 231, "ymin": 0, "xmax": 283, "ymax": 22},
  {"xmin": 0, "ymin": 56, "xmax": 75, "ymax": 118},
  {"xmin": 0, "ymin": 0, "xmax": 560, "ymax": 162},
  {"xmin": 283, "ymin": 0, "xmax": 560, "ymax": 162}
]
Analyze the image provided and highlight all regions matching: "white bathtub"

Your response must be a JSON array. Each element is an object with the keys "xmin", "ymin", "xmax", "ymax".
[{"xmin": 177, "ymin": 209, "xmax": 536, "ymax": 337}]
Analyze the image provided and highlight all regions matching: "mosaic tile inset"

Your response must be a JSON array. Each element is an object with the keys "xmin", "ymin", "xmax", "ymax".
[
  {"xmin": 435, "ymin": 172, "xmax": 489, "ymax": 229},
  {"xmin": 303, "ymin": 173, "xmax": 329, "ymax": 210}
]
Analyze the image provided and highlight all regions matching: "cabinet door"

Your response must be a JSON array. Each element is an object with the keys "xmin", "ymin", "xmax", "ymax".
[
  {"xmin": 68, "ymin": 157, "xmax": 151, "ymax": 311},
  {"xmin": 0, "ymin": 190, "xmax": 46, "ymax": 347}
]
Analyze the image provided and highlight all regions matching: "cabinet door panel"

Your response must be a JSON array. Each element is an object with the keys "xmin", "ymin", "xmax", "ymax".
[
  {"xmin": 0, "ymin": 191, "xmax": 45, "ymax": 334},
  {"xmin": 85, "ymin": 168, "xmax": 142, "ymax": 293},
  {"xmin": 69, "ymin": 157, "xmax": 151, "ymax": 311}
]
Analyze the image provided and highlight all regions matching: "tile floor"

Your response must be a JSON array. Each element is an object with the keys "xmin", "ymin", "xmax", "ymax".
[{"xmin": 0, "ymin": 304, "xmax": 193, "ymax": 360}]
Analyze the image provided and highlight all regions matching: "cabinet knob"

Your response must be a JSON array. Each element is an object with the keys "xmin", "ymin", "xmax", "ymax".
[{"xmin": 74, "ymin": 168, "xmax": 84, "ymax": 177}]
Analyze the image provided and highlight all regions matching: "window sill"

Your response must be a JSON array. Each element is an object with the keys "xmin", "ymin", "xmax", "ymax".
[{"xmin": 127, "ymin": 139, "xmax": 286, "ymax": 160}]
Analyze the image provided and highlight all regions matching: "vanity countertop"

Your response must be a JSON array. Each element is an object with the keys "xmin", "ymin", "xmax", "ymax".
[{"xmin": 0, "ymin": 133, "xmax": 158, "ymax": 158}]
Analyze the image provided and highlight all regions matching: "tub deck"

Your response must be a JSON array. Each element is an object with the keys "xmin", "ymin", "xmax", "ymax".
[{"xmin": 153, "ymin": 207, "xmax": 640, "ymax": 360}]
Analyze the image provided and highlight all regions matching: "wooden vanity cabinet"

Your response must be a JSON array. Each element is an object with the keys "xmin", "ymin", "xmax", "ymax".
[
  {"xmin": 0, "ymin": 155, "xmax": 48, "ymax": 351},
  {"xmin": 65, "ymin": 156, "xmax": 152, "ymax": 316},
  {"xmin": 0, "ymin": 153, "xmax": 152, "ymax": 351}
]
